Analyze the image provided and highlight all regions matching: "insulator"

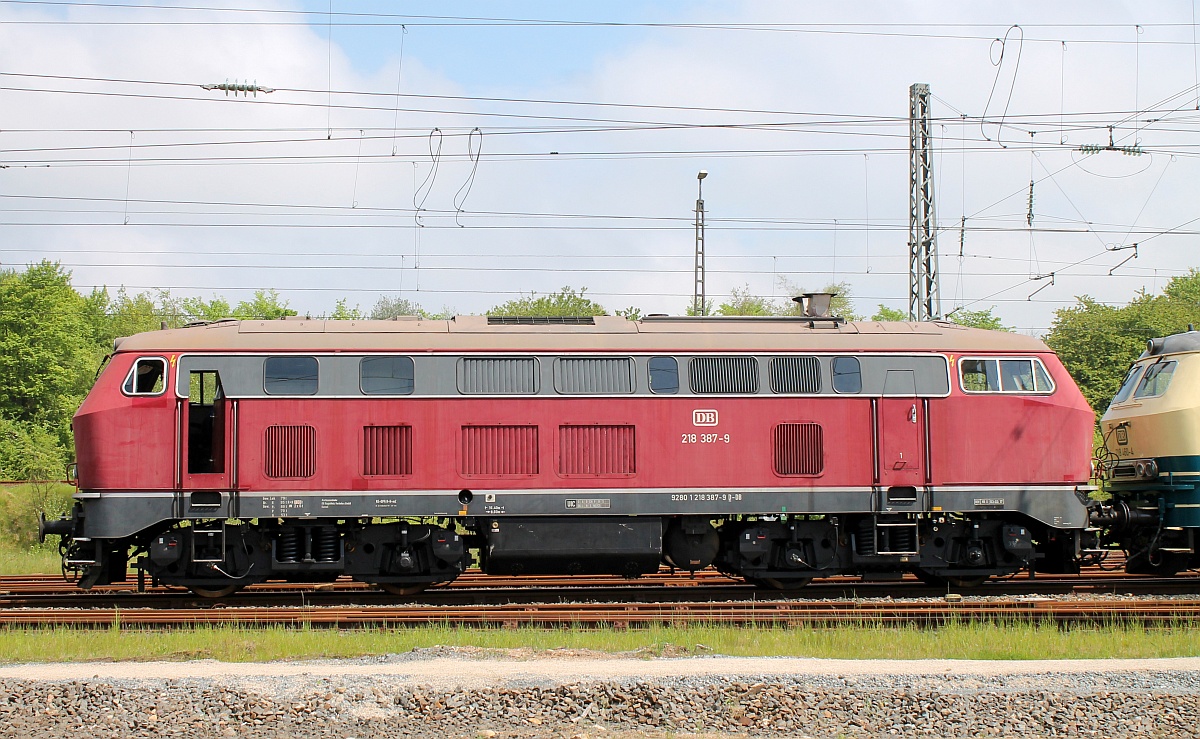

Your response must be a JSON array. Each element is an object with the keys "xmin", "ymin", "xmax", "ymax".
[{"xmin": 275, "ymin": 529, "xmax": 300, "ymax": 563}]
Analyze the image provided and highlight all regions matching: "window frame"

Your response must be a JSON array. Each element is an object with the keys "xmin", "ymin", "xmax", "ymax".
[
  {"xmin": 1110, "ymin": 364, "xmax": 1145, "ymax": 405},
  {"xmin": 831, "ymin": 356, "xmax": 863, "ymax": 394},
  {"xmin": 359, "ymin": 355, "xmax": 416, "ymax": 396},
  {"xmin": 647, "ymin": 356, "xmax": 680, "ymax": 395},
  {"xmin": 121, "ymin": 356, "xmax": 169, "ymax": 397},
  {"xmin": 263, "ymin": 355, "xmax": 319, "ymax": 396},
  {"xmin": 1133, "ymin": 359, "xmax": 1177, "ymax": 399},
  {"xmin": 957, "ymin": 356, "xmax": 1057, "ymax": 395}
]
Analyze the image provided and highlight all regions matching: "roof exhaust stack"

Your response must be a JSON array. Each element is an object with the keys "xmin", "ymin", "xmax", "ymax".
[{"xmin": 793, "ymin": 292, "xmax": 836, "ymax": 318}]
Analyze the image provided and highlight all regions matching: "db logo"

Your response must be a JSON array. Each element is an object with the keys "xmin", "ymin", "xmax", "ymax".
[{"xmin": 692, "ymin": 409, "xmax": 719, "ymax": 427}]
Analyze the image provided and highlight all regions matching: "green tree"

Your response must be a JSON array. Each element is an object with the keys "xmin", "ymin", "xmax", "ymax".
[
  {"xmin": 948, "ymin": 307, "xmax": 1011, "ymax": 331},
  {"xmin": 233, "ymin": 289, "xmax": 297, "ymax": 320},
  {"xmin": 0, "ymin": 261, "xmax": 97, "ymax": 442},
  {"xmin": 615, "ymin": 306, "xmax": 643, "ymax": 321},
  {"xmin": 1046, "ymin": 270, "xmax": 1200, "ymax": 414},
  {"xmin": 180, "ymin": 295, "xmax": 233, "ymax": 323},
  {"xmin": 370, "ymin": 295, "xmax": 428, "ymax": 320},
  {"xmin": 488, "ymin": 286, "xmax": 608, "ymax": 317},
  {"xmin": 871, "ymin": 305, "xmax": 908, "ymax": 321},
  {"xmin": 0, "ymin": 415, "xmax": 68, "ymax": 480},
  {"xmin": 327, "ymin": 298, "xmax": 364, "ymax": 321},
  {"xmin": 716, "ymin": 284, "xmax": 777, "ymax": 316}
]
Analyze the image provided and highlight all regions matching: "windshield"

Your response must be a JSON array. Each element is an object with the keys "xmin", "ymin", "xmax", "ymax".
[{"xmin": 1110, "ymin": 364, "xmax": 1144, "ymax": 405}]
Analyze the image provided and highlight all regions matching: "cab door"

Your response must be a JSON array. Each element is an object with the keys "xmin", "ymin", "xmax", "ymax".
[
  {"xmin": 876, "ymin": 370, "xmax": 925, "ymax": 488},
  {"xmin": 178, "ymin": 369, "xmax": 234, "ymax": 492}
]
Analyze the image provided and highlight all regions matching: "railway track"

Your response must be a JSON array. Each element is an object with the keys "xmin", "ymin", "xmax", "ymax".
[
  {"xmin": 3, "ymin": 567, "xmax": 1200, "ymax": 625},
  {"xmin": 1, "ymin": 597, "xmax": 1199, "ymax": 627}
]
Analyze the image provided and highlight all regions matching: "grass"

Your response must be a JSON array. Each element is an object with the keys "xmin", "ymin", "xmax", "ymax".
[
  {"xmin": 1, "ymin": 621, "xmax": 1199, "ymax": 663},
  {"xmin": 0, "ymin": 545, "xmax": 61, "ymax": 575}
]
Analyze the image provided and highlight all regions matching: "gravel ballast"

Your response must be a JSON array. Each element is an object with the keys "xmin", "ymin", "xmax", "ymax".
[{"xmin": 1, "ymin": 653, "xmax": 1197, "ymax": 738}]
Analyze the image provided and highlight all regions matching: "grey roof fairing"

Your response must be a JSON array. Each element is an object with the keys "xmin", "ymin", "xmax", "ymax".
[{"xmin": 112, "ymin": 315, "xmax": 1054, "ymax": 354}]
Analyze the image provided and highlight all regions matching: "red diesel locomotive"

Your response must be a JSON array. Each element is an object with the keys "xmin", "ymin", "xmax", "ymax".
[{"xmin": 42, "ymin": 310, "xmax": 1096, "ymax": 596}]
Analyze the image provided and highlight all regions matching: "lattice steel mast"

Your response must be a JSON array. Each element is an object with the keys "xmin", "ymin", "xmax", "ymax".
[
  {"xmin": 693, "ymin": 170, "xmax": 708, "ymax": 316},
  {"xmin": 908, "ymin": 83, "xmax": 941, "ymax": 321}
]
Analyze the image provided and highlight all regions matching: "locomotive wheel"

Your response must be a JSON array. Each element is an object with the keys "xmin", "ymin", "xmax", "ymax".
[
  {"xmin": 189, "ymin": 584, "xmax": 242, "ymax": 598},
  {"xmin": 753, "ymin": 577, "xmax": 813, "ymax": 591},
  {"xmin": 377, "ymin": 582, "xmax": 430, "ymax": 596}
]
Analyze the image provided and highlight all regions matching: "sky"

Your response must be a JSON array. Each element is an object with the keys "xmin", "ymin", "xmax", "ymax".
[{"xmin": 1, "ymin": 1, "xmax": 1199, "ymax": 332}]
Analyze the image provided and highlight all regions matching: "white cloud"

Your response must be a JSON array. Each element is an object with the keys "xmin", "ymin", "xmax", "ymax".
[{"xmin": 1, "ymin": 0, "xmax": 1197, "ymax": 330}]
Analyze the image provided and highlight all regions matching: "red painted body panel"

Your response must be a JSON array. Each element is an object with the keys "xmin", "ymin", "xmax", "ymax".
[
  {"xmin": 74, "ymin": 354, "xmax": 176, "ymax": 491},
  {"xmin": 74, "ymin": 349, "xmax": 1093, "ymax": 494},
  {"xmin": 930, "ymin": 354, "xmax": 1094, "ymax": 485}
]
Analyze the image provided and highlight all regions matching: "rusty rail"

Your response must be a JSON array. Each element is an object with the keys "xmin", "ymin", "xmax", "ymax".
[{"xmin": 2, "ymin": 598, "xmax": 1199, "ymax": 627}]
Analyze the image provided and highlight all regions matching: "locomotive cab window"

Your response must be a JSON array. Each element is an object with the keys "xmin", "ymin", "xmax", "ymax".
[
  {"xmin": 122, "ymin": 357, "xmax": 166, "ymax": 396},
  {"xmin": 1111, "ymin": 365, "xmax": 1145, "ymax": 405},
  {"xmin": 360, "ymin": 356, "xmax": 414, "ymax": 395},
  {"xmin": 648, "ymin": 356, "xmax": 679, "ymax": 394},
  {"xmin": 1134, "ymin": 360, "xmax": 1177, "ymax": 399},
  {"xmin": 264, "ymin": 356, "xmax": 318, "ymax": 395},
  {"xmin": 959, "ymin": 357, "xmax": 1055, "ymax": 394}
]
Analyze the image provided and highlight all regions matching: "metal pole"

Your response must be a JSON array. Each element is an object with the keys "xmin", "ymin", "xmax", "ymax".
[
  {"xmin": 908, "ymin": 83, "xmax": 941, "ymax": 321},
  {"xmin": 693, "ymin": 170, "xmax": 708, "ymax": 316}
]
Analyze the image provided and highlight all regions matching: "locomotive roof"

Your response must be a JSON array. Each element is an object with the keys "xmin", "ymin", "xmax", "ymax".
[
  {"xmin": 1143, "ymin": 329, "xmax": 1200, "ymax": 359},
  {"xmin": 112, "ymin": 315, "xmax": 1053, "ymax": 354}
]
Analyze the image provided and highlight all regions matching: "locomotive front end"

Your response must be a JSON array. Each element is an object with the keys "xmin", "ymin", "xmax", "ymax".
[{"xmin": 1097, "ymin": 330, "xmax": 1200, "ymax": 573}]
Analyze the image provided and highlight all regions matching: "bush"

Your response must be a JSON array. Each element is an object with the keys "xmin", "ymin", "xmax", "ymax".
[
  {"xmin": 0, "ymin": 415, "xmax": 68, "ymax": 481},
  {"xmin": 0, "ymin": 482, "xmax": 74, "ymax": 550}
]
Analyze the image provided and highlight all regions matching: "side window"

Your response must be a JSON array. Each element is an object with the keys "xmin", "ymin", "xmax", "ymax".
[
  {"xmin": 961, "ymin": 357, "xmax": 1055, "ymax": 394},
  {"xmin": 959, "ymin": 359, "xmax": 999, "ymax": 392},
  {"xmin": 1135, "ymin": 360, "xmax": 1177, "ymax": 399},
  {"xmin": 360, "ymin": 356, "xmax": 415, "ymax": 395},
  {"xmin": 999, "ymin": 359, "xmax": 1036, "ymax": 392},
  {"xmin": 648, "ymin": 356, "xmax": 680, "ymax": 394},
  {"xmin": 831, "ymin": 357, "xmax": 862, "ymax": 394},
  {"xmin": 264, "ymin": 356, "xmax": 318, "ymax": 395},
  {"xmin": 122, "ymin": 357, "xmax": 166, "ymax": 396},
  {"xmin": 1111, "ymin": 365, "xmax": 1144, "ymax": 404}
]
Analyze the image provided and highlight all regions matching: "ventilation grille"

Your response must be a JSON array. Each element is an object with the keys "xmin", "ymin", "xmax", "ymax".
[
  {"xmin": 461, "ymin": 425, "xmax": 539, "ymax": 476},
  {"xmin": 264, "ymin": 425, "xmax": 316, "ymax": 479},
  {"xmin": 487, "ymin": 316, "xmax": 595, "ymax": 325},
  {"xmin": 363, "ymin": 425, "xmax": 412, "ymax": 476},
  {"xmin": 774, "ymin": 423, "xmax": 823, "ymax": 476},
  {"xmin": 689, "ymin": 356, "xmax": 759, "ymax": 394},
  {"xmin": 770, "ymin": 356, "xmax": 822, "ymax": 394},
  {"xmin": 555, "ymin": 357, "xmax": 634, "ymax": 394},
  {"xmin": 459, "ymin": 358, "xmax": 538, "ymax": 395},
  {"xmin": 559, "ymin": 425, "xmax": 635, "ymax": 475}
]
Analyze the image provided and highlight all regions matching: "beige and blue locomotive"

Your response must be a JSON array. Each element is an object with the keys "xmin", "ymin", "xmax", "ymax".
[{"xmin": 1097, "ymin": 329, "xmax": 1200, "ymax": 574}]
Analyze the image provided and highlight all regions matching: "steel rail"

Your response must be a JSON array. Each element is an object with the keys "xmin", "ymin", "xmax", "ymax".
[{"xmin": 3, "ymin": 598, "xmax": 1200, "ymax": 627}]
